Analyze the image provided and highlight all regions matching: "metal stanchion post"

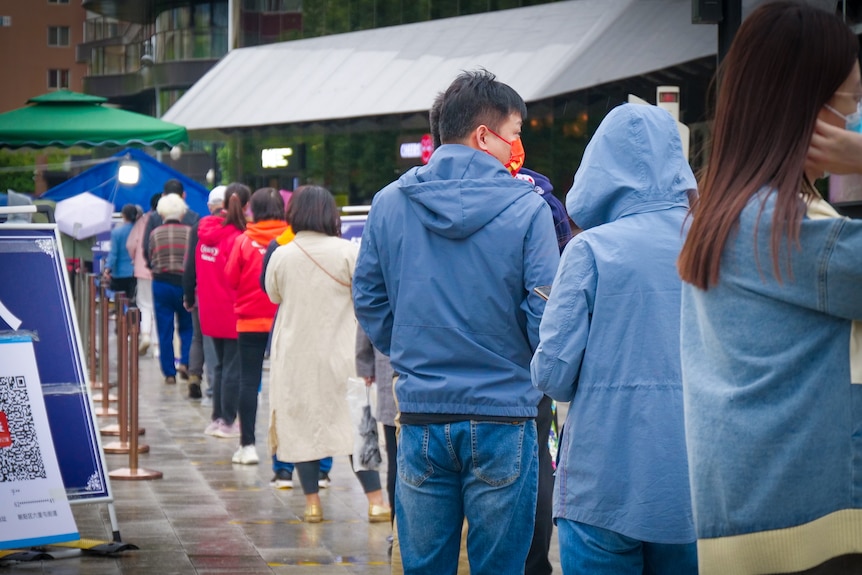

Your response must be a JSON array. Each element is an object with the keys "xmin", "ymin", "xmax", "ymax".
[
  {"xmin": 110, "ymin": 307, "xmax": 162, "ymax": 481},
  {"xmin": 104, "ymin": 295, "xmax": 148, "ymax": 454},
  {"xmin": 102, "ymin": 292, "xmax": 145, "ymax": 438},
  {"xmin": 94, "ymin": 280, "xmax": 117, "ymax": 417},
  {"xmin": 87, "ymin": 275, "xmax": 98, "ymax": 391}
]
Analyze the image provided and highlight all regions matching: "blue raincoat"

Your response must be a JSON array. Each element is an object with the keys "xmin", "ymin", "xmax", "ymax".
[
  {"xmin": 531, "ymin": 104, "xmax": 697, "ymax": 543},
  {"xmin": 354, "ymin": 144, "xmax": 559, "ymax": 418}
]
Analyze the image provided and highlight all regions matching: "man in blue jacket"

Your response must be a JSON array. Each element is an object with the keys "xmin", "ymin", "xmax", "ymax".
[{"xmin": 353, "ymin": 69, "xmax": 560, "ymax": 573}]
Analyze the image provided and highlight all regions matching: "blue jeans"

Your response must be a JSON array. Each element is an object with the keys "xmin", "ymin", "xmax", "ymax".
[
  {"xmin": 557, "ymin": 519, "xmax": 698, "ymax": 575},
  {"xmin": 272, "ymin": 456, "xmax": 332, "ymax": 474},
  {"xmin": 396, "ymin": 420, "xmax": 538, "ymax": 575},
  {"xmin": 151, "ymin": 280, "xmax": 192, "ymax": 378}
]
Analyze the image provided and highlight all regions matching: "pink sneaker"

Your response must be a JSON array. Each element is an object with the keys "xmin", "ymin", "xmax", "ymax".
[
  {"xmin": 204, "ymin": 419, "xmax": 223, "ymax": 436},
  {"xmin": 212, "ymin": 420, "xmax": 240, "ymax": 439}
]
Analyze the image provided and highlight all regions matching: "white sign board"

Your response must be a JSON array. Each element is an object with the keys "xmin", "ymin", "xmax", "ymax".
[{"xmin": 0, "ymin": 335, "xmax": 78, "ymax": 549}]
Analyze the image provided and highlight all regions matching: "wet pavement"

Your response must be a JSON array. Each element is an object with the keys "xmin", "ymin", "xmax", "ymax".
[{"xmin": 5, "ymin": 345, "xmax": 561, "ymax": 574}]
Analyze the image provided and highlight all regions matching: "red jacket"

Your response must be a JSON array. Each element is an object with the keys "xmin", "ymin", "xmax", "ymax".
[
  {"xmin": 195, "ymin": 215, "xmax": 242, "ymax": 339},
  {"xmin": 224, "ymin": 219, "xmax": 289, "ymax": 332}
]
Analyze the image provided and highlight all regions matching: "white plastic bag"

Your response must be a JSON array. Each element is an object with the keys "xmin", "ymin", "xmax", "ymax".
[{"xmin": 346, "ymin": 376, "xmax": 381, "ymax": 471}]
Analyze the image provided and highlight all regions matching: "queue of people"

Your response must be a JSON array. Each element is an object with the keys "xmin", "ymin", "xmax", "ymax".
[
  {"xmin": 353, "ymin": 3, "xmax": 862, "ymax": 575},
  {"xmin": 105, "ymin": 3, "xmax": 862, "ymax": 573}
]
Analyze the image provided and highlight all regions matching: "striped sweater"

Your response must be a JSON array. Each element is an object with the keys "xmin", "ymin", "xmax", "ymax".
[{"xmin": 148, "ymin": 221, "xmax": 190, "ymax": 286}]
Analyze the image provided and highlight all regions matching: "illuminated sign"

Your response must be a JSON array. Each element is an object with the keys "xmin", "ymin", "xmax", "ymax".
[
  {"xmin": 261, "ymin": 147, "xmax": 294, "ymax": 169},
  {"xmin": 400, "ymin": 143, "xmax": 422, "ymax": 159}
]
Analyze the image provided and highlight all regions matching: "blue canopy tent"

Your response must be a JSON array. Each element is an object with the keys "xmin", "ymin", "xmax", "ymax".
[{"xmin": 41, "ymin": 148, "xmax": 208, "ymax": 216}]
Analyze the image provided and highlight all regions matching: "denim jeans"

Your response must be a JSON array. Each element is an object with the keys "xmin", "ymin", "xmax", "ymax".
[
  {"xmin": 272, "ymin": 456, "xmax": 332, "ymax": 474},
  {"xmin": 151, "ymin": 280, "xmax": 192, "ymax": 378},
  {"xmin": 557, "ymin": 519, "xmax": 698, "ymax": 575},
  {"xmin": 210, "ymin": 337, "xmax": 239, "ymax": 423},
  {"xmin": 396, "ymin": 420, "xmax": 538, "ymax": 575}
]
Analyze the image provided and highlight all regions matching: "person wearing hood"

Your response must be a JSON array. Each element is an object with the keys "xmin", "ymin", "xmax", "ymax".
[
  {"xmin": 184, "ymin": 183, "xmax": 251, "ymax": 437},
  {"xmin": 531, "ymin": 103, "xmax": 697, "ymax": 573},
  {"xmin": 224, "ymin": 188, "xmax": 288, "ymax": 465},
  {"xmin": 353, "ymin": 69, "xmax": 560, "ymax": 572}
]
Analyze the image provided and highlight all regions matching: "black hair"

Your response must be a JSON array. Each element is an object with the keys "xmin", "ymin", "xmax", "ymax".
[
  {"xmin": 121, "ymin": 203, "xmax": 139, "ymax": 222},
  {"xmin": 429, "ymin": 91, "xmax": 445, "ymax": 148},
  {"xmin": 149, "ymin": 192, "xmax": 161, "ymax": 211},
  {"xmin": 162, "ymin": 178, "xmax": 184, "ymax": 196},
  {"xmin": 249, "ymin": 187, "xmax": 285, "ymax": 222},
  {"xmin": 437, "ymin": 69, "xmax": 527, "ymax": 144},
  {"xmin": 286, "ymin": 185, "xmax": 340, "ymax": 237},
  {"xmin": 222, "ymin": 182, "xmax": 251, "ymax": 231}
]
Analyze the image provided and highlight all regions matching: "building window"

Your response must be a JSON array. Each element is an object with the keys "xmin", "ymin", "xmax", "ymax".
[
  {"xmin": 48, "ymin": 69, "xmax": 69, "ymax": 89},
  {"xmin": 48, "ymin": 26, "xmax": 70, "ymax": 46}
]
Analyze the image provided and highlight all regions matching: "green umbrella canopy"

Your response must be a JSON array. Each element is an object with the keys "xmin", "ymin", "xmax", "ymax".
[{"xmin": 0, "ymin": 90, "xmax": 188, "ymax": 150}]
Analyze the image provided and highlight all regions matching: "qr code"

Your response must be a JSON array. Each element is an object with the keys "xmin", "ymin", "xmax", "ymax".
[{"xmin": 0, "ymin": 376, "xmax": 47, "ymax": 482}]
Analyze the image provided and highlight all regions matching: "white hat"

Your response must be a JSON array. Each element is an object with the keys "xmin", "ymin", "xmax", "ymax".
[{"xmin": 208, "ymin": 185, "xmax": 226, "ymax": 206}]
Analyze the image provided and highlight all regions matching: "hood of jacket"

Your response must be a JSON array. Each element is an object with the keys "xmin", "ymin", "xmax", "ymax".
[
  {"xmin": 244, "ymin": 219, "xmax": 289, "ymax": 245},
  {"xmin": 197, "ymin": 213, "xmax": 237, "ymax": 245},
  {"xmin": 566, "ymin": 104, "xmax": 696, "ymax": 231},
  {"xmin": 398, "ymin": 144, "xmax": 536, "ymax": 239}
]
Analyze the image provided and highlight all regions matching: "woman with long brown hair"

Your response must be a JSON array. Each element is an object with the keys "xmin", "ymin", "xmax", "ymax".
[{"xmin": 678, "ymin": 3, "xmax": 862, "ymax": 574}]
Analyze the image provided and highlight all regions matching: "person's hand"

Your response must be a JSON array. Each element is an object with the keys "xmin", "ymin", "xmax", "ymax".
[
  {"xmin": 364, "ymin": 376, "xmax": 375, "ymax": 387},
  {"xmin": 808, "ymin": 119, "xmax": 862, "ymax": 176},
  {"xmin": 183, "ymin": 300, "xmax": 195, "ymax": 311}
]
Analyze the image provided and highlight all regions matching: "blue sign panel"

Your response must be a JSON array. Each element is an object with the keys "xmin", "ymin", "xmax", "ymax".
[{"xmin": 0, "ymin": 225, "xmax": 111, "ymax": 502}]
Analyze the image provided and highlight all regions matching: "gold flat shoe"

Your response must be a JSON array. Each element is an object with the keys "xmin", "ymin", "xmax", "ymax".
[
  {"xmin": 368, "ymin": 504, "xmax": 391, "ymax": 523},
  {"xmin": 304, "ymin": 504, "xmax": 323, "ymax": 523}
]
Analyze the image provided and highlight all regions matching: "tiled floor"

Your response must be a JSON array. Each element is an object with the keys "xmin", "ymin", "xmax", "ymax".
[{"xmin": 5, "ymin": 346, "xmax": 561, "ymax": 574}]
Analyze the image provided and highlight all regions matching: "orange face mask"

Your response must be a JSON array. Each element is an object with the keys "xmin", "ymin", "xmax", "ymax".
[{"xmin": 486, "ymin": 127, "xmax": 526, "ymax": 176}]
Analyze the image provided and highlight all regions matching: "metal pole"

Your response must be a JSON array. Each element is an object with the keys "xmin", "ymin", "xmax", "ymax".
[
  {"xmin": 103, "ymin": 294, "xmax": 148, "ymax": 454},
  {"xmin": 110, "ymin": 308, "xmax": 162, "ymax": 480},
  {"xmin": 718, "ymin": 0, "xmax": 742, "ymax": 64},
  {"xmin": 88, "ymin": 274, "xmax": 98, "ymax": 390},
  {"xmin": 95, "ymin": 280, "xmax": 117, "ymax": 417}
]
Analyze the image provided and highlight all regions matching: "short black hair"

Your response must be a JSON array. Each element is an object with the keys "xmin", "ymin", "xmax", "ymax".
[
  {"xmin": 163, "ymin": 178, "xmax": 184, "ymax": 196},
  {"xmin": 121, "ymin": 203, "xmax": 139, "ymax": 222},
  {"xmin": 149, "ymin": 192, "xmax": 161, "ymax": 211},
  {"xmin": 429, "ymin": 91, "xmax": 445, "ymax": 149},
  {"xmin": 249, "ymin": 187, "xmax": 285, "ymax": 222},
  {"xmin": 438, "ymin": 69, "xmax": 527, "ymax": 144},
  {"xmin": 286, "ymin": 185, "xmax": 340, "ymax": 237}
]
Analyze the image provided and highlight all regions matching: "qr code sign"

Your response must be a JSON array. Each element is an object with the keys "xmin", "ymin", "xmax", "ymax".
[{"xmin": 0, "ymin": 376, "xmax": 47, "ymax": 482}]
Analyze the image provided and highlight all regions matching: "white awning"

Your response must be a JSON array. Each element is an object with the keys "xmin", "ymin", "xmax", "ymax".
[{"xmin": 163, "ymin": 0, "xmax": 717, "ymax": 133}]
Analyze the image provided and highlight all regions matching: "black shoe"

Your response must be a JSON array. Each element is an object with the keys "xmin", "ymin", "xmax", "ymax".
[
  {"xmin": 177, "ymin": 364, "xmax": 189, "ymax": 380},
  {"xmin": 188, "ymin": 382, "xmax": 202, "ymax": 399},
  {"xmin": 270, "ymin": 469, "xmax": 293, "ymax": 489}
]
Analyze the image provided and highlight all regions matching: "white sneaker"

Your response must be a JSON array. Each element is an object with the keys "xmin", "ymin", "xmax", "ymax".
[
  {"xmin": 213, "ymin": 420, "xmax": 240, "ymax": 439},
  {"xmin": 232, "ymin": 445, "xmax": 258, "ymax": 465},
  {"xmin": 204, "ymin": 419, "xmax": 223, "ymax": 436}
]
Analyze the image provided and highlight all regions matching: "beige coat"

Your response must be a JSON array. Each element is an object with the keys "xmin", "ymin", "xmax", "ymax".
[{"xmin": 264, "ymin": 231, "xmax": 358, "ymax": 463}]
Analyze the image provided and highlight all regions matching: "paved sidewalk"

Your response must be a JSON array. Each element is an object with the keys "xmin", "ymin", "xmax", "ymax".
[{"xmin": 8, "ymin": 350, "xmax": 560, "ymax": 574}]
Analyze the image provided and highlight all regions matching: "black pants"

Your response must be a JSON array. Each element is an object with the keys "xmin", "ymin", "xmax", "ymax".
[
  {"xmin": 295, "ymin": 457, "xmax": 381, "ymax": 495},
  {"xmin": 526, "ymin": 394, "xmax": 554, "ymax": 575},
  {"xmin": 237, "ymin": 331, "xmax": 268, "ymax": 446},
  {"xmin": 384, "ymin": 424, "xmax": 397, "ymax": 522},
  {"xmin": 211, "ymin": 337, "xmax": 240, "ymax": 424}
]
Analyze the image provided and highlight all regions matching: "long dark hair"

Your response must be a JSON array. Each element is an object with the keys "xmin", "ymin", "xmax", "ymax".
[
  {"xmin": 678, "ymin": 2, "xmax": 858, "ymax": 289},
  {"xmin": 286, "ymin": 185, "xmax": 341, "ymax": 237},
  {"xmin": 222, "ymin": 182, "xmax": 251, "ymax": 231}
]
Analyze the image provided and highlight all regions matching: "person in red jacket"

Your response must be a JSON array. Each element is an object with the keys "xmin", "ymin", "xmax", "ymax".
[
  {"xmin": 224, "ymin": 188, "xmax": 288, "ymax": 465},
  {"xmin": 184, "ymin": 183, "xmax": 252, "ymax": 438}
]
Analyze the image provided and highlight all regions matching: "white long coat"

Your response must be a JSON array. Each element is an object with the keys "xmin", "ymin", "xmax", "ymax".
[{"xmin": 264, "ymin": 231, "xmax": 358, "ymax": 463}]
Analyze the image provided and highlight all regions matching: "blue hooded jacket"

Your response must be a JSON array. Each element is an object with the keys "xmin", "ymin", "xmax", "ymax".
[
  {"xmin": 531, "ymin": 104, "xmax": 697, "ymax": 542},
  {"xmin": 354, "ymin": 144, "xmax": 560, "ymax": 417}
]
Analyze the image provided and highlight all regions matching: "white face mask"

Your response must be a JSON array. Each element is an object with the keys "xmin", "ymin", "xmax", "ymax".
[{"xmin": 824, "ymin": 101, "xmax": 862, "ymax": 133}]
